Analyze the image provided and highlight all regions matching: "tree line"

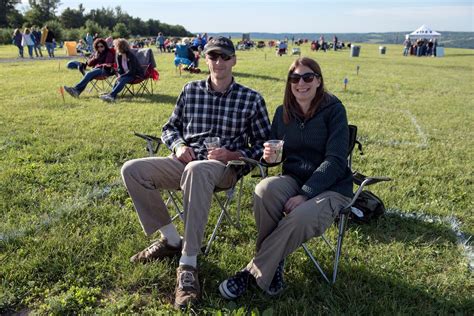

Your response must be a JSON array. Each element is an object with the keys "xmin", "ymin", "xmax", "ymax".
[{"xmin": 0, "ymin": 0, "xmax": 194, "ymax": 44}]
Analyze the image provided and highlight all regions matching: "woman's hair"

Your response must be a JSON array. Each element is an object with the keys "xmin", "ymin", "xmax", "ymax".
[
  {"xmin": 282, "ymin": 57, "xmax": 328, "ymax": 124},
  {"xmin": 114, "ymin": 38, "xmax": 130, "ymax": 54},
  {"xmin": 24, "ymin": 28, "xmax": 30, "ymax": 34},
  {"xmin": 13, "ymin": 28, "xmax": 20, "ymax": 35},
  {"xmin": 93, "ymin": 38, "xmax": 108, "ymax": 52}
]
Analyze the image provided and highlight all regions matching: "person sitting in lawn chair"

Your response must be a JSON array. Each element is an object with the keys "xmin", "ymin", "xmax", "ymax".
[
  {"xmin": 277, "ymin": 40, "xmax": 288, "ymax": 56},
  {"xmin": 219, "ymin": 57, "xmax": 353, "ymax": 299},
  {"xmin": 100, "ymin": 39, "xmax": 144, "ymax": 103},
  {"xmin": 121, "ymin": 36, "xmax": 271, "ymax": 309},
  {"xmin": 174, "ymin": 38, "xmax": 200, "ymax": 73},
  {"xmin": 64, "ymin": 38, "xmax": 116, "ymax": 98}
]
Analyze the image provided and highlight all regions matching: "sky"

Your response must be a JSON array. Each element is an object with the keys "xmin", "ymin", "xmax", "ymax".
[{"xmin": 19, "ymin": 0, "xmax": 474, "ymax": 33}]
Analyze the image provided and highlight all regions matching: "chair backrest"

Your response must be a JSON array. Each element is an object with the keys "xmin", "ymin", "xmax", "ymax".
[
  {"xmin": 348, "ymin": 125, "xmax": 357, "ymax": 156},
  {"xmin": 347, "ymin": 125, "xmax": 358, "ymax": 168},
  {"xmin": 131, "ymin": 48, "xmax": 157, "ymax": 68},
  {"xmin": 175, "ymin": 44, "xmax": 189, "ymax": 58}
]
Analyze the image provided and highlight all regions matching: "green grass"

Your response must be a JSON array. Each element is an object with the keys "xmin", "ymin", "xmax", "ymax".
[{"xmin": 1, "ymin": 43, "xmax": 473, "ymax": 315}]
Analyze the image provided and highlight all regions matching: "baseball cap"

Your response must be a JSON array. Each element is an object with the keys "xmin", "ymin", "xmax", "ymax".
[{"xmin": 203, "ymin": 36, "xmax": 235, "ymax": 56}]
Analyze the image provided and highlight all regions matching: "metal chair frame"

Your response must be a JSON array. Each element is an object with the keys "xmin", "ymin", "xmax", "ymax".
[
  {"xmin": 302, "ymin": 125, "xmax": 391, "ymax": 284},
  {"xmin": 133, "ymin": 132, "xmax": 245, "ymax": 255},
  {"xmin": 121, "ymin": 65, "xmax": 156, "ymax": 97}
]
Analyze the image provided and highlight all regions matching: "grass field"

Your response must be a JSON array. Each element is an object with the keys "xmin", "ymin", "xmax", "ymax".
[{"xmin": 1, "ymin": 42, "xmax": 473, "ymax": 315}]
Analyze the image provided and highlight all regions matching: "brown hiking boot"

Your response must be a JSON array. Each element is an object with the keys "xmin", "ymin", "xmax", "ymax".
[
  {"xmin": 129, "ymin": 238, "xmax": 182, "ymax": 263},
  {"xmin": 174, "ymin": 265, "xmax": 200, "ymax": 309}
]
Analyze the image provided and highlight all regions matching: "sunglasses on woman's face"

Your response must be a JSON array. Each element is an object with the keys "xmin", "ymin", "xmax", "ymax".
[
  {"xmin": 207, "ymin": 52, "xmax": 233, "ymax": 61},
  {"xmin": 97, "ymin": 45, "xmax": 105, "ymax": 48},
  {"xmin": 288, "ymin": 72, "xmax": 320, "ymax": 84}
]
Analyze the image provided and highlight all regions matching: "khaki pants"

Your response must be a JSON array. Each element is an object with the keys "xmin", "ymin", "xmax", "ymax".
[
  {"xmin": 121, "ymin": 156, "xmax": 237, "ymax": 256},
  {"xmin": 246, "ymin": 175, "xmax": 351, "ymax": 290}
]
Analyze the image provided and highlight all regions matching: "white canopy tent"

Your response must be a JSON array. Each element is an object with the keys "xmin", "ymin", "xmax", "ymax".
[{"xmin": 408, "ymin": 24, "xmax": 441, "ymax": 39}]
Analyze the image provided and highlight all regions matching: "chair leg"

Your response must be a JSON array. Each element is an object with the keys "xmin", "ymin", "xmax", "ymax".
[
  {"xmin": 332, "ymin": 213, "xmax": 348, "ymax": 284},
  {"xmin": 302, "ymin": 243, "xmax": 331, "ymax": 284},
  {"xmin": 166, "ymin": 190, "xmax": 184, "ymax": 221},
  {"xmin": 204, "ymin": 208, "xmax": 226, "ymax": 255}
]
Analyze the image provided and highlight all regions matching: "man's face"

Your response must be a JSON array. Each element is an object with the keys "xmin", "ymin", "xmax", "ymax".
[{"xmin": 205, "ymin": 51, "xmax": 236, "ymax": 80}]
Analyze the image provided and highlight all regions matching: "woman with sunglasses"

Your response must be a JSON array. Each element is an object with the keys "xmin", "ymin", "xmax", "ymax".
[
  {"xmin": 219, "ymin": 57, "xmax": 353, "ymax": 299},
  {"xmin": 64, "ymin": 38, "xmax": 116, "ymax": 98}
]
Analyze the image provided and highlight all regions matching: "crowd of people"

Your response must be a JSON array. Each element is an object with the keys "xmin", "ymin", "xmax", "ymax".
[
  {"xmin": 403, "ymin": 37, "xmax": 438, "ymax": 57},
  {"xmin": 12, "ymin": 26, "xmax": 56, "ymax": 58},
  {"xmin": 114, "ymin": 36, "xmax": 353, "ymax": 310}
]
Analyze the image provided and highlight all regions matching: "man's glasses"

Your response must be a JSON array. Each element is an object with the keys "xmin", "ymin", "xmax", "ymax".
[
  {"xmin": 288, "ymin": 72, "xmax": 320, "ymax": 84},
  {"xmin": 207, "ymin": 52, "xmax": 234, "ymax": 61}
]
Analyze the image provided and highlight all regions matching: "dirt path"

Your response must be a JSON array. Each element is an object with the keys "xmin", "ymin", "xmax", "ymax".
[{"xmin": 0, "ymin": 56, "xmax": 77, "ymax": 63}]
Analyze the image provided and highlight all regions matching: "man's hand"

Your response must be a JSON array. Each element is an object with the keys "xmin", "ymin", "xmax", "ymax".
[
  {"xmin": 175, "ymin": 145, "xmax": 196, "ymax": 164},
  {"xmin": 207, "ymin": 148, "xmax": 241, "ymax": 163},
  {"xmin": 283, "ymin": 195, "xmax": 308, "ymax": 214}
]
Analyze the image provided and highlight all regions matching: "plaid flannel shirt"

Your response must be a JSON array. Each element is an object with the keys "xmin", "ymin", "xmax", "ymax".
[{"xmin": 162, "ymin": 77, "xmax": 271, "ymax": 174}]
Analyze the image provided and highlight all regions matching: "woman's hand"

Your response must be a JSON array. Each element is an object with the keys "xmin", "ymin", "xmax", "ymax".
[
  {"xmin": 284, "ymin": 195, "xmax": 308, "ymax": 214},
  {"xmin": 262, "ymin": 143, "xmax": 274, "ymax": 162}
]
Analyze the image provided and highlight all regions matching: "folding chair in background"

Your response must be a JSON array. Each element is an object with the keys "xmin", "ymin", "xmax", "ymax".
[
  {"xmin": 132, "ymin": 132, "xmax": 253, "ymax": 255},
  {"xmin": 241, "ymin": 125, "xmax": 391, "ymax": 284},
  {"xmin": 121, "ymin": 48, "xmax": 159, "ymax": 97}
]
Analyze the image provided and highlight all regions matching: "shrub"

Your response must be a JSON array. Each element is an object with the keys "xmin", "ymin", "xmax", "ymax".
[{"xmin": 0, "ymin": 28, "xmax": 14, "ymax": 45}]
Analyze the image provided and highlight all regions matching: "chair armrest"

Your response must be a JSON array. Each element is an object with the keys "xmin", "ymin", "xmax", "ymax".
[
  {"xmin": 134, "ymin": 132, "xmax": 163, "ymax": 156},
  {"xmin": 353, "ymin": 171, "xmax": 391, "ymax": 186},
  {"xmin": 238, "ymin": 157, "xmax": 283, "ymax": 178},
  {"xmin": 343, "ymin": 173, "xmax": 392, "ymax": 213}
]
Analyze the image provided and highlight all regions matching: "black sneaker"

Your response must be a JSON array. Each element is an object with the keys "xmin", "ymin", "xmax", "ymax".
[
  {"xmin": 267, "ymin": 260, "xmax": 285, "ymax": 296},
  {"xmin": 219, "ymin": 270, "xmax": 253, "ymax": 300},
  {"xmin": 64, "ymin": 86, "xmax": 79, "ymax": 98}
]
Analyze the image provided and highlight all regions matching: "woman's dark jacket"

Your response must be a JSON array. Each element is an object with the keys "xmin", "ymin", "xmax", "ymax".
[
  {"xmin": 116, "ymin": 51, "xmax": 144, "ymax": 78},
  {"xmin": 270, "ymin": 94, "xmax": 353, "ymax": 199}
]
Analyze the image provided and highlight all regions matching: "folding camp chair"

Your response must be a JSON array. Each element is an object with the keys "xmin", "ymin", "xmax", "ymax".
[
  {"xmin": 133, "ymin": 132, "xmax": 249, "ymax": 255},
  {"xmin": 300, "ymin": 125, "xmax": 391, "ymax": 284},
  {"xmin": 121, "ymin": 48, "xmax": 159, "ymax": 97},
  {"xmin": 241, "ymin": 125, "xmax": 391, "ymax": 284},
  {"xmin": 89, "ymin": 74, "xmax": 114, "ymax": 94}
]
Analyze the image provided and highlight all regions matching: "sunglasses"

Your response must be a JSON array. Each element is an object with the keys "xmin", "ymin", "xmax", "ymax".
[
  {"xmin": 288, "ymin": 72, "xmax": 320, "ymax": 84},
  {"xmin": 207, "ymin": 52, "xmax": 234, "ymax": 61},
  {"xmin": 97, "ymin": 45, "xmax": 105, "ymax": 48}
]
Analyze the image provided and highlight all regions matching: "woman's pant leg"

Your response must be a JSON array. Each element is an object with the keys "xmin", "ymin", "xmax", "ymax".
[
  {"xmin": 27, "ymin": 45, "xmax": 33, "ymax": 57},
  {"xmin": 74, "ymin": 68, "xmax": 107, "ymax": 94},
  {"xmin": 253, "ymin": 175, "xmax": 300, "ymax": 251},
  {"xmin": 247, "ymin": 191, "xmax": 351, "ymax": 291},
  {"xmin": 110, "ymin": 74, "xmax": 134, "ymax": 98}
]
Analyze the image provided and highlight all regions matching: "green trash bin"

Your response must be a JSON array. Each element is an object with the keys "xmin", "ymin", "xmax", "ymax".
[{"xmin": 351, "ymin": 45, "xmax": 360, "ymax": 57}]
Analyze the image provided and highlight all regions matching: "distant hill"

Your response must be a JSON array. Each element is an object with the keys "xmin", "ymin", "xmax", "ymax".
[{"xmin": 207, "ymin": 32, "xmax": 474, "ymax": 49}]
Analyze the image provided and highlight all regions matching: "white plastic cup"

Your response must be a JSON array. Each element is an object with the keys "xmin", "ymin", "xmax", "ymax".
[
  {"xmin": 264, "ymin": 140, "xmax": 284, "ymax": 163},
  {"xmin": 204, "ymin": 137, "xmax": 220, "ymax": 151}
]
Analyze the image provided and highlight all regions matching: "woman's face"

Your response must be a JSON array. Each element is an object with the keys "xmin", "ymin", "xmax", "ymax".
[
  {"xmin": 290, "ymin": 64, "xmax": 321, "ymax": 105},
  {"xmin": 96, "ymin": 43, "xmax": 106, "ymax": 52}
]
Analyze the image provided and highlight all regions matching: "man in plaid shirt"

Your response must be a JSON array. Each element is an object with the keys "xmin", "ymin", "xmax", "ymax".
[{"xmin": 121, "ymin": 36, "xmax": 271, "ymax": 309}]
